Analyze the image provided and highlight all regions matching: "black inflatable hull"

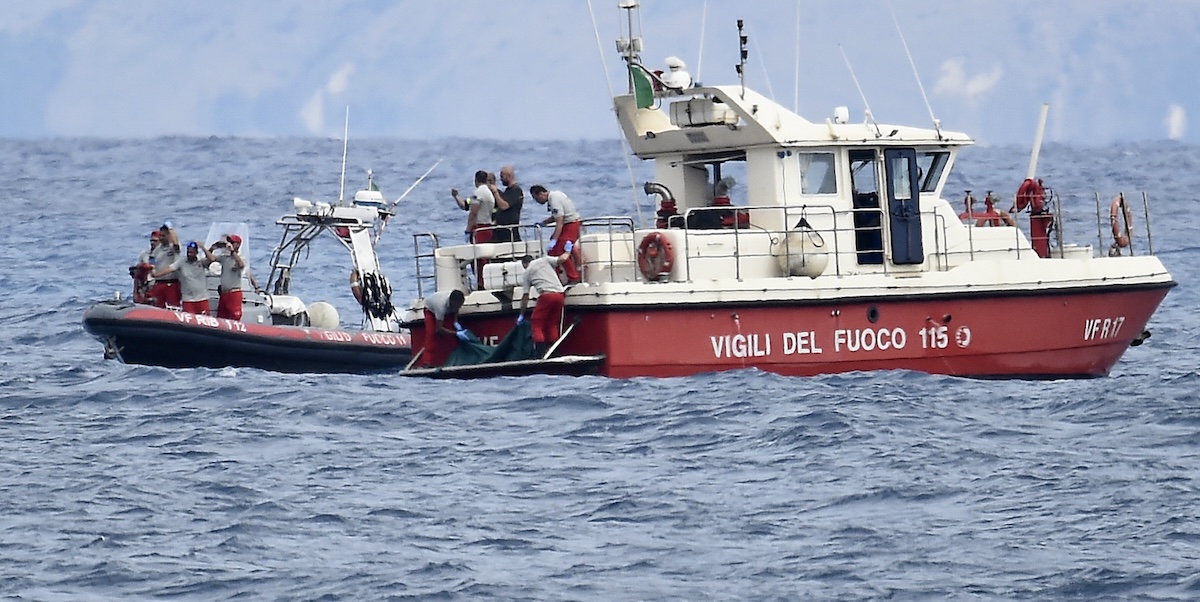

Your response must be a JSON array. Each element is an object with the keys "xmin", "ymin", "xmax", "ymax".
[{"xmin": 83, "ymin": 300, "xmax": 412, "ymax": 373}]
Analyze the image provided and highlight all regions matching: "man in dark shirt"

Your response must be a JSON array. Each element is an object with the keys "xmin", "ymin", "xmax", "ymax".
[{"xmin": 491, "ymin": 165, "xmax": 524, "ymax": 242}]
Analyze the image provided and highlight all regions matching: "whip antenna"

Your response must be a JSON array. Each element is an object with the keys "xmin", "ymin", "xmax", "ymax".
[
  {"xmin": 838, "ymin": 44, "xmax": 881, "ymax": 138},
  {"xmin": 888, "ymin": 1, "xmax": 942, "ymax": 139},
  {"xmin": 793, "ymin": 0, "xmax": 801, "ymax": 113},
  {"xmin": 338, "ymin": 106, "xmax": 349, "ymax": 203},
  {"xmin": 696, "ymin": 0, "xmax": 708, "ymax": 82}
]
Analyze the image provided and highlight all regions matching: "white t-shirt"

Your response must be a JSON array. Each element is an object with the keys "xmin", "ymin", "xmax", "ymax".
[
  {"xmin": 471, "ymin": 184, "xmax": 494, "ymax": 225},
  {"xmin": 217, "ymin": 253, "xmax": 245, "ymax": 292},
  {"xmin": 546, "ymin": 190, "xmax": 580, "ymax": 224},
  {"xmin": 425, "ymin": 290, "xmax": 458, "ymax": 320},
  {"xmin": 521, "ymin": 256, "xmax": 565, "ymax": 295},
  {"xmin": 171, "ymin": 257, "xmax": 212, "ymax": 302}
]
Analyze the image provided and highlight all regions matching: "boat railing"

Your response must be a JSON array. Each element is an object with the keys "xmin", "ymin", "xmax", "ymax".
[
  {"xmin": 1090, "ymin": 191, "xmax": 1155, "ymax": 257},
  {"xmin": 661, "ymin": 203, "xmax": 1027, "ymax": 281},
  {"xmin": 673, "ymin": 204, "xmax": 858, "ymax": 280},
  {"xmin": 411, "ymin": 232, "xmax": 441, "ymax": 299},
  {"xmin": 578, "ymin": 216, "xmax": 638, "ymax": 284},
  {"xmin": 411, "ymin": 224, "xmax": 550, "ymax": 297}
]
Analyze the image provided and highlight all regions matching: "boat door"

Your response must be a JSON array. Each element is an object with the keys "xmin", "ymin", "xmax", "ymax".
[
  {"xmin": 849, "ymin": 149, "xmax": 884, "ymax": 265},
  {"xmin": 884, "ymin": 148, "xmax": 923, "ymax": 265}
]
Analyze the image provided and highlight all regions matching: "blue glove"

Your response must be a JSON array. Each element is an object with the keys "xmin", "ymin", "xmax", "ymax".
[
  {"xmin": 455, "ymin": 329, "xmax": 470, "ymax": 341},
  {"xmin": 563, "ymin": 240, "xmax": 574, "ymax": 253},
  {"xmin": 516, "ymin": 314, "xmax": 525, "ymax": 325},
  {"xmin": 454, "ymin": 321, "xmax": 463, "ymax": 331},
  {"xmin": 546, "ymin": 240, "xmax": 556, "ymax": 253}
]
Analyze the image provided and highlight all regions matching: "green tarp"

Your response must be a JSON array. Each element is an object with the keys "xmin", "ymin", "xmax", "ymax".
[{"xmin": 444, "ymin": 322, "xmax": 538, "ymax": 367}]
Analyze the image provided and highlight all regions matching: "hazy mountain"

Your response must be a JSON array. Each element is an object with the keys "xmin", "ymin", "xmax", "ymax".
[{"xmin": 0, "ymin": 0, "xmax": 1194, "ymax": 144}]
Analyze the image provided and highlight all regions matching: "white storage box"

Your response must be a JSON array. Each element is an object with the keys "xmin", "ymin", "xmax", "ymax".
[
  {"xmin": 669, "ymin": 98, "xmax": 738, "ymax": 127},
  {"xmin": 482, "ymin": 261, "xmax": 527, "ymax": 290}
]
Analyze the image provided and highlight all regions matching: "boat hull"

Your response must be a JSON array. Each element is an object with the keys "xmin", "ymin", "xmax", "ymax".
[
  {"xmin": 83, "ymin": 300, "xmax": 411, "ymax": 373},
  {"xmin": 401, "ymin": 355, "xmax": 606, "ymax": 379},
  {"xmin": 413, "ymin": 283, "xmax": 1172, "ymax": 379}
]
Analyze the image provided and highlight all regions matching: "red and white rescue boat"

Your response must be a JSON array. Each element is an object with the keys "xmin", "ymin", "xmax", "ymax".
[
  {"xmin": 399, "ymin": 1, "xmax": 1174, "ymax": 379},
  {"xmin": 85, "ymin": 175, "xmax": 415, "ymax": 373}
]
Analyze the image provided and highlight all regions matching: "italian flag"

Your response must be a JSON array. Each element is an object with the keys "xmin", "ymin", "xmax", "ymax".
[{"xmin": 631, "ymin": 64, "xmax": 654, "ymax": 109}]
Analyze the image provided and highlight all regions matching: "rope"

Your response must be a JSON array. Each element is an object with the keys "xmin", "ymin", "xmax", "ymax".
[{"xmin": 358, "ymin": 272, "xmax": 394, "ymax": 320}]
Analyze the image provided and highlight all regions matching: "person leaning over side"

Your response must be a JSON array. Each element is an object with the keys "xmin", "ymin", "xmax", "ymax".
[
  {"xmin": 152, "ymin": 241, "xmax": 215, "ymax": 315},
  {"xmin": 491, "ymin": 165, "xmax": 524, "ymax": 243},
  {"xmin": 518, "ymin": 246, "xmax": 573, "ymax": 358},
  {"xmin": 421, "ymin": 289, "xmax": 467, "ymax": 367},
  {"xmin": 530, "ymin": 184, "xmax": 582, "ymax": 284},
  {"xmin": 149, "ymin": 222, "xmax": 182, "ymax": 308},
  {"xmin": 212, "ymin": 233, "xmax": 247, "ymax": 321}
]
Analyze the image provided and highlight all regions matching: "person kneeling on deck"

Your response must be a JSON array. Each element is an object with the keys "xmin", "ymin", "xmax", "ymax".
[
  {"xmin": 422, "ymin": 289, "xmax": 467, "ymax": 367},
  {"xmin": 151, "ymin": 241, "xmax": 215, "ymax": 315},
  {"xmin": 518, "ymin": 246, "xmax": 573, "ymax": 358}
]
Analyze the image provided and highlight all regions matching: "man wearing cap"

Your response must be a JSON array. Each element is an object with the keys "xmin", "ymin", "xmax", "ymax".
[
  {"xmin": 530, "ymin": 185, "xmax": 582, "ymax": 284},
  {"xmin": 152, "ymin": 241, "xmax": 215, "ymax": 315},
  {"xmin": 212, "ymin": 233, "xmax": 247, "ymax": 320},
  {"xmin": 148, "ymin": 223, "xmax": 182, "ymax": 308},
  {"xmin": 130, "ymin": 230, "xmax": 160, "ymax": 303},
  {"xmin": 517, "ymin": 248, "xmax": 572, "ymax": 358}
]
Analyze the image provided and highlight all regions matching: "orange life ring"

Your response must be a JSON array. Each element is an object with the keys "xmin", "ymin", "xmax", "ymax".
[
  {"xmin": 1110, "ymin": 195, "xmax": 1133, "ymax": 248},
  {"xmin": 1016, "ymin": 178, "xmax": 1045, "ymax": 214},
  {"xmin": 637, "ymin": 232, "xmax": 674, "ymax": 281},
  {"xmin": 350, "ymin": 269, "xmax": 364, "ymax": 305}
]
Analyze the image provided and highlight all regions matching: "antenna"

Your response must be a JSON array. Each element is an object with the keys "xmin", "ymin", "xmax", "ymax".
[
  {"xmin": 888, "ymin": 1, "xmax": 942, "ymax": 139},
  {"xmin": 745, "ymin": 22, "xmax": 776, "ymax": 101},
  {"xmin": 838, "ymin": 44, "xmax": 882, "ymax": 138},
  {"xmin": 590, "ymin": 0, "xmax": 645, "ymax": 226},
  {"xmin": 614, "ymin": 0, "xmax": 642, "ymax": 92},
  {"xmin": 793, "ymin": 0, "xmax": 801, "ymax": 113},
  {"xmin": 736, "ymin": 20, "xmax": 748, "ymax": 98},
  {"xmin": 695, "ymin": 0, "xmax": 708, "ymax": 83},
  {"xmin": 338, "ymin": 106, "xmax": 349, "ymax": 203}
]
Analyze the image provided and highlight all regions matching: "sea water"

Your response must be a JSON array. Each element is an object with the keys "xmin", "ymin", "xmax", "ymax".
[{"xmin": 1, "ymin": 137, "xmax": 1198, "ymax": 599}]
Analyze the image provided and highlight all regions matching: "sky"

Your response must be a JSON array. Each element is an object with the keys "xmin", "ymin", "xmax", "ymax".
[{"xmin": 0, "ymin": 0, "xmax": 1196, "ymax": 145}]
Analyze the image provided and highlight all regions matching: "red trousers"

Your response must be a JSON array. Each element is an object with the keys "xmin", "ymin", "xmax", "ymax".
[
  {"xmin": 531, "ymin": 291, "xmax": 565, "ymax": 345},
  {"xmin": 549, "ymin": 221, "xmax": 581, "ymax": 281},
  {"xmin": 422, "ymin": 310, "xmax": 458, "ymax": 367},
  {"xmin": 182, "ymin": 300, "xmax": 209, "ymax": 315},
  {"xmin": 218, "ymin": 289, "xmax": 243, "ymax": 320},
  {"xmin": 150, "ymin": 280, "xmax": 181, "ymax": 308}
]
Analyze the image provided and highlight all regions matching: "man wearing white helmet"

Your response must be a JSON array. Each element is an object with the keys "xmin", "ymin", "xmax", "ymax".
[{"xmin": 662, "ymin": 56, "xmax": 692, "ymax": 90}]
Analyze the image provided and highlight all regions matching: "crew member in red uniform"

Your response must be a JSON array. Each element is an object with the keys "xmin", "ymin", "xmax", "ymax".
[
  {"xmin": 530, "ymin": 185, "xmax": 582, "ymax": 284},
  {"xmin": 451, "ymin": 170, "xmax": 498, "ymax": 289},
  {"xmin": 152, "ymin": 241, "xmax": 215, "ymax": 315},
  {"xmin": 518, "ymin": 247, "xmax": 572, "ymax": 358},
  {"xmin": 148, "ymin": 222, "xmax": 182, "ymax": 308},
  {"xmin": 421, "ymin": 289, "xmax": 466, "ymax": 367},
  {"xmin": 130, "ymin": 230, "xmax": 159, "ymax": 303},
  {"xmin": 213, "ymin": 233, "xmax": 246, "ymax": 320}
]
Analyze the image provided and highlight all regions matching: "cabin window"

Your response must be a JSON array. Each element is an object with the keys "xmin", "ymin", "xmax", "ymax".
[
  {"xmin": 917, "ymin": 151, "xmax": 949, "ymax": 193},
  {"xmin": 798, "ymin": 152, "xmax": 837, "ymax": 195},
  {"xmin": 889, "ymin": 155, "xmax": 913, "ymax": 200}
]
